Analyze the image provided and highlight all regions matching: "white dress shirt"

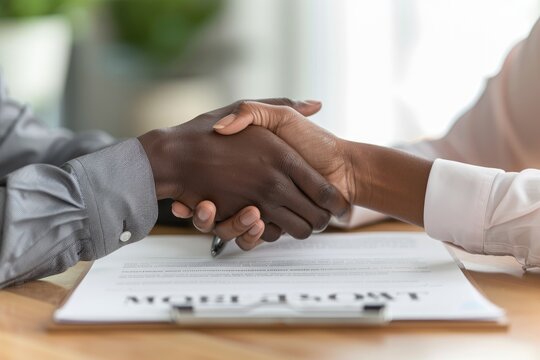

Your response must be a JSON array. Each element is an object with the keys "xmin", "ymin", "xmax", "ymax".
[{"xmin": 337, "ymin": 18, "xmax": 540, "ymax": 268}]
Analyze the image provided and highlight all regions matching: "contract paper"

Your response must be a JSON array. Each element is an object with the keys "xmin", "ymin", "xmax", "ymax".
[{"xmin": 54, "ymin": 232, "xmax": 504, "ymax": 323}]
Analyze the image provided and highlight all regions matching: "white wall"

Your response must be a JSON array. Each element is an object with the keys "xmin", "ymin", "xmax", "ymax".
[
  {"xmin": 66, "ymin": 0, "xmax": 540, "ymax": 141},
  {"xmin": 283, "ymin": 0, "xmax": 540, "ymax": 145}
]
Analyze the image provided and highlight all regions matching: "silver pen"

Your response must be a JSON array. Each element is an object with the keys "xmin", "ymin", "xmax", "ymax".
[{"xmin": 210, "ymin": 235, "xmax": 227, "ymax": 257}]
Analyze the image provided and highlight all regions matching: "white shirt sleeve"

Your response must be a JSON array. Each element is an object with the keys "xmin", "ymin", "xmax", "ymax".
[{"xmin": 424, "ymin": 159, "xmax": 540, "ymax": 268}]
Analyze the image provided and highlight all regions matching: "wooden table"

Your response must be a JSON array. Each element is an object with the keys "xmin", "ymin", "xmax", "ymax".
[{"xmin": 1, "ymin": 221, "xmax": 540, "ymax": 360}]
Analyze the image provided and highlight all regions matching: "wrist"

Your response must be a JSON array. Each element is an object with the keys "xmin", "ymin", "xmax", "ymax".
[
  {"xmin": 339, "ymin": 139, "xmax": 363, "ymax": 205},
  {"xmin": 138, "ymin": 128, "xmax": 182, "ymax": 200},
  {"xmin": 342, "ymin": 140, "xmax": 373, "ymax": 206},
  {"xmin": 345, "ymin": 141, "xmax": 432, "ymax": 226}
]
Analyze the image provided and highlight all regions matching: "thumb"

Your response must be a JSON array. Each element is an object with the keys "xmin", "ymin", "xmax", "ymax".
[
  {"xmin": 294, "ymin": 99, "xmax": 322, "ymax": 116},
  {"xmin": 213, "ymin": 111, "xmax": 254, "ymax": 135},
  {"xmin": 213, "ymin": 101, "xmax": 301, "ymax": 135}
]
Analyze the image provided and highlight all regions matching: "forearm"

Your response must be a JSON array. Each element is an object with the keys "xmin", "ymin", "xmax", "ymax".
[
  {"xmin": 345, "ymin": 140, "xmax": 540, "ymax": 267},
  {"xmin": 345, "ymin": 141, "xmax": 432, "ymax": 226}
]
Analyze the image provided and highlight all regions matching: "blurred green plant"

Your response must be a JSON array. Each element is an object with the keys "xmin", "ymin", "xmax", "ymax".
[
  {"xmin": 109, "ymin": 0, "xmax": 223, "ymax": 64},
  {"xmin": 0, "ymin": 0, "xmax": 94, "ymax": 18}
]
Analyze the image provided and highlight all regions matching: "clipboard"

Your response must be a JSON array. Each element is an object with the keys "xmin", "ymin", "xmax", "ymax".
[
  {"xmin": 49, "ymin": 233, "xmax": 508, "ymax": 330},
  {"xmin": 52, "ymin": 269, "xmax": 390, "ymax": 329},
  {"xmin": 49, "ymin": 257, "xmax": 507, "ymax": 331}
]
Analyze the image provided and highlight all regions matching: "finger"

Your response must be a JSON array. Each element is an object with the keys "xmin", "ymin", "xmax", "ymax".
[
  {"xmin": 171, "ymin": 201, "xmax": 193, "ymax": 218},
  {"xmin": 262, "ymin": 206, "xmax": 312, "ymax": 240},
  {"xmin": 192, "ymin": 201, "xmax": 216, "ymax": 233},
  {"xmin": 245, "ymin": 219, "xmax": 265, "ymax": 242},
  {"xmin": 283, "ymin": 152, "xmax": 350, "ymax": 219},
  {"xmin": 214, "ymin": 206, "xmax": 261, "ymax": 241},
  {"xmin": 214, "ymin": 101, "xmax": 307, "ymax": 135},
  {"xmin": 213, "ymin": 112, "xmax": 253, "ymax": 134},
  {"xmin": 261, "ymin": 222, "xmax": 283, "ymax": 242},
  {"xmin": 235, "ymin": 220, "xmax": 265, "ymax": 251},
  {"xmin": 236, "ymin": 237, "xmax": 263, "ymax": 251},
  {"xmin": 210, "ymin": 98, "xmax": 321, "ymax": 122},
  {"xmin": 252, "ymin": 239, "xmax": 265, "ymax": 248},
  {"xmin": 256, "ymin": 98, "xmax": 322, "ymax": 117},
  {"xmin": 313, "ymin": 222, "xmax": 329, "ymax": 233},
  {"xmin": 271, "ymin": 176, "xmax": 331, "ymax": 232}
]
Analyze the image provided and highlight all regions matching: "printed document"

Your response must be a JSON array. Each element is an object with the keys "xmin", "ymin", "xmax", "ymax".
[{"xmin": 55, "ymin": 232, "xmax": 504, "ymax": 323}]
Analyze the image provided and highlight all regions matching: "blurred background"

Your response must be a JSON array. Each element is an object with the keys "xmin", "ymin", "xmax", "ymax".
[{"xmin": 1, "ymin": 0, "xmax": 539, "ymax": 146}]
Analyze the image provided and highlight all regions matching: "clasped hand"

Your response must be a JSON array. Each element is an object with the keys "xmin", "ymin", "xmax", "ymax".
[{"xmin": 138, "ymin": 99, "xmax": 351, "ymax": 249}]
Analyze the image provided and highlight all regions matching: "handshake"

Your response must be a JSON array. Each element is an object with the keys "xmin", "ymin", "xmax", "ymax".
[{"xmin": 138, "ymin": 98, "xmax": 431, "ymax": 250}]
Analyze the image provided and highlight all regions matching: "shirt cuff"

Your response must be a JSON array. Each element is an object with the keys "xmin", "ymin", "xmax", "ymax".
[
  {"xmin": 424, "ymin": 159, "xmax": 503, "ymax": 253},
  {"xmin": 65, "ymin": 138, "xmax": 158, "ymax": 258},
  {"xmin": 330, "ymin": 206, "xmax": 388, "ymax": 229}
]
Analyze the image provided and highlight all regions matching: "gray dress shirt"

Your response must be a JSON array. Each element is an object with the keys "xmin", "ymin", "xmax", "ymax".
[{"xmin": 0, "ymin": 75, "xmax": 158, "ymax": 288}]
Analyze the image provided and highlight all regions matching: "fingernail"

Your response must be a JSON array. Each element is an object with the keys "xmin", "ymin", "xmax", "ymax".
[
  {"xmin": 197, "ymin": 207, "xmax": 210, "ymax": 221},
  {"xmin": 305, "ymin": 100, "xmax": 321, "ymax": 105},
  {"xmin": 313, "ymin": 223, "xmax": 328, "ymax": 234},
  {"xmin": 240, "ymin": 211, "xmax": 258, "ymax": 226},
  {"xmin": 248, "ymin": 222, "xmax": 262, "ymax": 236},
  {"xmin": 337, "ymin": 206, "xmax": 352, "ymax": 223},
  {"xmin": 213, "ymin": 114, "xmax": 236, "ymax": 130},
  {"xmin": 171, "ymin": 208, "xmax": 181, "ymax": 218}
]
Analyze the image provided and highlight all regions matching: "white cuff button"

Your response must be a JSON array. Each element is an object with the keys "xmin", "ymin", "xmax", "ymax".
[{"xmin": 120, "ymin": 231, "xmax": 132, "ymax": 242}]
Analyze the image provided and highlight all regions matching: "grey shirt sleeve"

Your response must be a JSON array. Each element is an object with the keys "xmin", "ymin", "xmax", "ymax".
[
  {"xmin": 0, "ymin": 75, "xmax": 116, "ymax": 178},
  {"xmin": 0, "ymin": 76, "xmax": 158, "ymax": 288}
]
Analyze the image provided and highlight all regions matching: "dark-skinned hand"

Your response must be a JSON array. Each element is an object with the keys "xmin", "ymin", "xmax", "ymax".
[{"xmin": 138, "ymin": 100, "xmax": 349, "ymax": 242}]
